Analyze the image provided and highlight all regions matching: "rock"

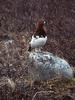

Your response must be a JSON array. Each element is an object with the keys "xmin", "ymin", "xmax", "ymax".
[{"xmin": 29, "ymin": 51, "xmax": 73, "ymax": 80}]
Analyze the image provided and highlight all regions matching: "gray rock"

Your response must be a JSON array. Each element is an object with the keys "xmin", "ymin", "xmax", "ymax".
[{"xmin": 29, "ymin": 51, "xmax": 73, "ymax": 80}]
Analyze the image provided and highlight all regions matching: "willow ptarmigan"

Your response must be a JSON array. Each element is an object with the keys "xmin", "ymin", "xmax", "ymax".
[{"xmin": 28, "ymin": 20, "xmax": 47, "ymax": 52}]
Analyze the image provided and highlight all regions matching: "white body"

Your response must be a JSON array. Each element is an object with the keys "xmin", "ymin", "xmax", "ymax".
[{"xmin": 30, "ymin": 35, "xmax": 47, "ymax": 48}]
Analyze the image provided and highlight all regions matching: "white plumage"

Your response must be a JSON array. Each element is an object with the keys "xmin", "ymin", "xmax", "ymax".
[
  {"xmin": 28, "ymin": 20, "xmax": 47, "ymax": 51},
  {"xmin": 29, "ymin": 35, "xmax": 47, "ymax": 49}
]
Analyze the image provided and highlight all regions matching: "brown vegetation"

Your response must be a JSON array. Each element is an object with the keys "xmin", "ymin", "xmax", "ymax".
[{"xmin": 0, "ymin": 0, "xmax": 75, "ymax": 100}]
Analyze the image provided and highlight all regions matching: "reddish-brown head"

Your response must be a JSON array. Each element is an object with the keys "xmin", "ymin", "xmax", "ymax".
[{"xmin": 37, "ymin": 20, "xmax": 46, "ymax": 29}]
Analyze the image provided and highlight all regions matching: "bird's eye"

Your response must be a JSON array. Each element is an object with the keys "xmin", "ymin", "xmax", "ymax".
[{"xmin": 44, "ymin": 21, "xmax": 46, "ymax": 24}]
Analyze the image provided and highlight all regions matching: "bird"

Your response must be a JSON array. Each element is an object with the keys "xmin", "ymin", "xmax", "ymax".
[{"xmin": 28, "ymin": 20, "xmax": 47, "ymax": 52}]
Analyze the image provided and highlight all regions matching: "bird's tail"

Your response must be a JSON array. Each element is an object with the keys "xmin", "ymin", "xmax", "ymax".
[{"xmin": 28, "ymin": 45, "xmax": 32, "ymax": 52}]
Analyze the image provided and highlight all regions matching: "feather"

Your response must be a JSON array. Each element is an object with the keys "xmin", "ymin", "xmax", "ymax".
[{"xmin": 28, "ymin": 20, "xmax": 47, "ymax": 51}]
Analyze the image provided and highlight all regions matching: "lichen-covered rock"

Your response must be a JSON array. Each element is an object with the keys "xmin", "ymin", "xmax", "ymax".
[{"xmin": 29, "ymin": 51, "xmax": 73, "ymax": 80}]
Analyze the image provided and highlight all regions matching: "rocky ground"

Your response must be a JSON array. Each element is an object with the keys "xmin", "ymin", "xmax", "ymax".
[
  {"xmin": 0, "ymin": 32, "xmax": 74, "ymax": 100},
  {"xmin": 0, "ymin": 0, "xmax": 75, "ymax": 66},
  {"xmin": 0, "ymin": 0, "xmax": 75, "ymax": 100},
  {"xmin": 1, "ymin": 76, "xmax": 75, "ymax": 100}
]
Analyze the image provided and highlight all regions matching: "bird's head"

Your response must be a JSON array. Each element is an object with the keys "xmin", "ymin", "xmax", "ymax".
[{"xmin": 37, "ymin": 20, "xmax": 46, "ymax": 28}]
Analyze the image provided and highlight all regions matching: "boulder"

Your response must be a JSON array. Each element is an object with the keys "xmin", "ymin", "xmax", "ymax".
[{"xmin": 29, "ymin": 51, "xmax": 73, "ymax": 80}]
